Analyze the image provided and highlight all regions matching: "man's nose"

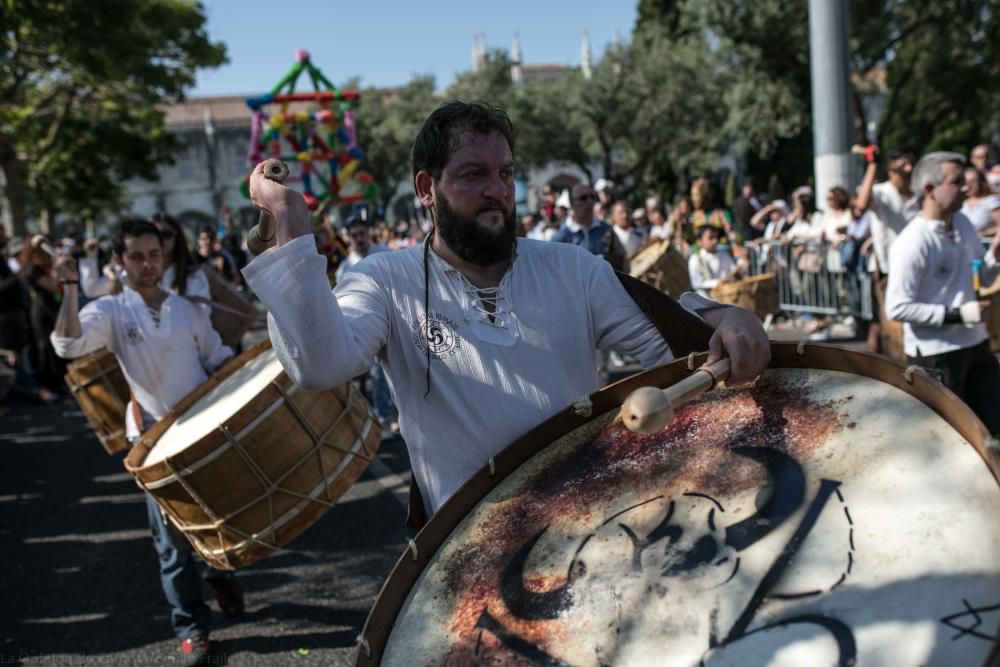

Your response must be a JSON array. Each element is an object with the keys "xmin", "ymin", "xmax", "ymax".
[{"xmin": 483, "ymin": 173, "xmax": 511, "ymax": 202}]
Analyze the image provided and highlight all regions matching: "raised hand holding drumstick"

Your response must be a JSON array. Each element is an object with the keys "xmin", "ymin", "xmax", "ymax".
[{"xmin": 247, "ymin": 159, "xmax": 308, "ymax": 252}]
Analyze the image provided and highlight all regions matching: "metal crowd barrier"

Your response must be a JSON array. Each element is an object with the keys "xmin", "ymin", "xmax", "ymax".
[{"xmin": 743, "ymin": 240, "xmax": 874, "ymax": 321}]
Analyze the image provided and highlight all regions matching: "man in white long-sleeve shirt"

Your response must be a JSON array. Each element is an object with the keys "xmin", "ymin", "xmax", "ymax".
[
  {"xmin": 886, "ymin": 151, "xmax": 1000, "ymax": 434},
  {"xmin": 49, "ymin": 219, "xmax": 240, "ymax": 666},
  {"xmin": 242, "ymin": 101, "xmax": 771, "ymax": 523}
]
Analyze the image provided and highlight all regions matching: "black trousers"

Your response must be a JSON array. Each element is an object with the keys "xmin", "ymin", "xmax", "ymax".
[{"xmin": 908, "ymin": 340, "xmax": 1000, "ymax": 436}]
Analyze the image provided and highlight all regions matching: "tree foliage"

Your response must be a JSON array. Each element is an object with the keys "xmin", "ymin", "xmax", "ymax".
[{"xmin": 1, "ymin": 0, "xmax": 226, "ymax": 235}]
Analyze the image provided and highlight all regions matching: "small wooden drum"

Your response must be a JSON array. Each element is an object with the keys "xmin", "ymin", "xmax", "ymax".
[
  {"xmin": 125, "ymin": 340, "xmax": 381, "ymax": 570},
  {"xmin": 981, "ymin": 275, "xmax": 1000, "ymax": 354},
  {"xmin": 712, "ymin": 273, "xmax": 779, "ymax": 320},
  {"xmin": 65, "ymin": 349, "xmax": 129, "ymax": 455},
  {"xmin": 629, "ymin": 240, "xmax": 691, "ymax": 297},
  {"xmin": 358, "ymin": 343, "xmax": 1000, "ymax": 666}
]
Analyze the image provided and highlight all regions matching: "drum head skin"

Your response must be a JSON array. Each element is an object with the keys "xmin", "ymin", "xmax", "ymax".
[{"xmin": 367, "ymin": 345, "xmax": 1000, "ymax": 667}]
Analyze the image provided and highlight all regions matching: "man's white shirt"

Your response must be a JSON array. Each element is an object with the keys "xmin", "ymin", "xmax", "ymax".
[
  {"xmin": 688, "ymin": 249, "xmax": 737, "ymax": 297},
  {"xmin": 243, "ymin": 236, "xmax": 714, "ymax": 514},
  {"xmin": 334, "ymin": 243, "xmax": 389, "ymax": 283},
  {"xmin": 886, "ymin": 213, "xmax": 998, "ymax": 357},
  {"xmin": 50, "ymin": 286, "xmax": 232, "ymax": 433},
  {"xmin": 869, "ymin": 181, "xmax": 920, "ymax": 273},
  {"xmin": 613, "ymin": 226, "xmax": 645, "ymax": 259}
]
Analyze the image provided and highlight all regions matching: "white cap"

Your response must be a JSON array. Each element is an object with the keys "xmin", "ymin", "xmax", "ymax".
[{"xmin": 594, "ymin": 178, "xmax": 613, "ymax": 192}]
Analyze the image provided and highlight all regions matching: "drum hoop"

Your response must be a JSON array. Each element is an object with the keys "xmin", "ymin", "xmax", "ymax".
[
  {"xmin": 124, "ymin": 339, "xmax": 275, "ymax": 475},
  {"xmin": 355, "ymin": 342, "xmax": 999, "ymax": 666}
]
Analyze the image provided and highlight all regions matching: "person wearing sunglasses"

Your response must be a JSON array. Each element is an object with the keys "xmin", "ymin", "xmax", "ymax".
[
  {"xmin": 551, "ymin": 183, "xmax": 627, "ymax": 271},
  {"xmin": 78, "ymin": 214, "xmax": 209, "ymax": 301},
  {"xmin": 855, "ymin": 147, "xmax": 919, "ymax": 279}
]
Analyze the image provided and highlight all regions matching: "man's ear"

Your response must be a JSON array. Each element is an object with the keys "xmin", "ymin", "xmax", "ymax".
[{"xmin": 415, "ymin": 170, "xmax": 435, "ymax": 209}]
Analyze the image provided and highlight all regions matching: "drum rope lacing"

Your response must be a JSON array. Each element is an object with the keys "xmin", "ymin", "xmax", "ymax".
[{"xmin": 148, "ymin": 382, "xmax": 376, "ymax": 563}]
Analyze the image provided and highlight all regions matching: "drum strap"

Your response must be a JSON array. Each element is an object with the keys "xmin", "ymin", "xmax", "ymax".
[
  {"xmin": 614, "ymin": 270, "xmax": 715, "ymax": 356},
  {"xmin": 405, "ymin": 272, "xmax": 716, "ymax": 532}
]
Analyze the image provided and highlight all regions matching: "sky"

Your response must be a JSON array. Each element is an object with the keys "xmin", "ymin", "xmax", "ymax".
[{"xmin": 193, "ymin": 0, "xmax": 639, "ymax": 96}]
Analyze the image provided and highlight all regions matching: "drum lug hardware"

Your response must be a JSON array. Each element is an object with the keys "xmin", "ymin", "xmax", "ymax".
[
  {"xmin": 796, "ymin": 340, "xmax": 808, "ymax": 357},
  {"xmin": 571, "ymin": 396, "xmax": 593, "ymax": 418},
  {"xmin": 985, "ymin": 437, "xmax": 1000, "ymax": 458},
  {"xmin": 356, "ymin": 633, "xmax": 371, "ymax": 658},
  {"xmin": 407, "ymin": 537, "xmax": 419, "ymax": 561},
  {"xmin": 488, "ymin": 457, "xmax": 496, "ymax": 477},
  {"xmin": 903, "ymin": 365, "xmax": 922, "ymax": 384},
  {"xmin": 687, "ymin": 352, "xmax": 697, "ymax": 371}
]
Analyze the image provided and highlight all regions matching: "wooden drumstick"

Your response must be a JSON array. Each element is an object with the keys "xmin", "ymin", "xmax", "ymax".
[
  {"xmin": 620, "ymin": 358, "xmax": 732, "ymax": 434},
  {"xmin": 31, "ymin": 235, "xmax": 55, "ymax": 257},
  {"xmin": 247, "ymin": 159, "xmax": 291, "ymax": 255}
]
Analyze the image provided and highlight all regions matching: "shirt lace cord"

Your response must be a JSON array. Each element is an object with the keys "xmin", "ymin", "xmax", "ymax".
[{"xmin": 423, "ymin": 229, "xmax": 434, "ymax": 398}]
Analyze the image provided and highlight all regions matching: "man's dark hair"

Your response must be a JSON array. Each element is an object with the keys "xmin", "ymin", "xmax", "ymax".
[
  {"xmin": 887, "ymin": 147, "xmax": 916, "ymax": 163},
  {"xmin": 151, "ymin": 213, "xmax": 194, "ymax": 295},
  {"xmin": 697, "ymin": 224, "xmax": 720, "ymax": 239},
  {"xmin": 411, "ymin": 101, "xmax": 515, "ymax": 184},
  {"xmin": 112, "ymin": 218, "xmax": 162, "ymax": 257}
]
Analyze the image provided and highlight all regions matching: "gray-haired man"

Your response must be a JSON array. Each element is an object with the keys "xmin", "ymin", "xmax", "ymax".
[{"xmin": 886, "ymin": 151, "xmax": 1000, "ymax": 434}]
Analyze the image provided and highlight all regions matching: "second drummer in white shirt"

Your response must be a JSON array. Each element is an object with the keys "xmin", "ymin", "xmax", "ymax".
[{"xmin": 49, "ymin": 219, "xmax": 240, "ymax": 666}]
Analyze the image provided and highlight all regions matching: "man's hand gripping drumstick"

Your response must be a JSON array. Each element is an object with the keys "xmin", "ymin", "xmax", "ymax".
[
  {"xmin": 247, "ymin": 159, "xmax": 309, "ymax": 252},
  {"xmin": 620, "ymin": 305, "xmax": 770, "ymax": 434}
]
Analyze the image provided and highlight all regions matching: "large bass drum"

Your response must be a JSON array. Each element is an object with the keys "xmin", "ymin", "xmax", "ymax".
[
  {"xmin": 357, "ymin": 343, "xmax": 1000, "ymax": 667},
  {"xmin": 125, "ymin": 340, "xmax": 381, "ymax": 570}
]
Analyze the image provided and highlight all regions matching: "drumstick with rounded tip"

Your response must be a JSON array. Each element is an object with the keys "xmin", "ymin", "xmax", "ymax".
[
  {"xmin": 31, "ymin": 235, "xmax": 56, "ymax": 257},
  {"xmin": 247, "ymin": 159, "xmax": 291, "ymax": 255},
  {"xmin": 619, "ymin": 358, "xmax": 732, "ymax": 434}
]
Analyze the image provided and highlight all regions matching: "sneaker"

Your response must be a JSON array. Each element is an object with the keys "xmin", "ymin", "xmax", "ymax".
[
  {"xmin": 180, "ymin": 635, "xmax": 212, "ymax": 666},
  {"xmin": 211, "ymin": 579, "xmax": 245, "ymax": 618}
]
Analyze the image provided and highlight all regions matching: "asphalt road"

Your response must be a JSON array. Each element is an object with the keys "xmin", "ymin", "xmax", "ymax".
[{"xmin": 0, "ymin": 393, "xmax": 414, "ymax": 666}]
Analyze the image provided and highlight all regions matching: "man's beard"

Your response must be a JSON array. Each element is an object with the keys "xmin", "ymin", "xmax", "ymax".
[{"xmin": 434, "ymin": 188, "xmax": 516, "ymax": 266}]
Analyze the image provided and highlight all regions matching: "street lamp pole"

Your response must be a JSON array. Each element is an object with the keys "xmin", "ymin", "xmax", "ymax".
[{"xmin": 809, "ymin": 0, "xmax": 854, "ymax": 201}]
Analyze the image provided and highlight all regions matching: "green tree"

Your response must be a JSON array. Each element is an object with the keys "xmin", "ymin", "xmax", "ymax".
[
  {"xmin": 852, "ymin": 0, "xmax": 1000, "ymax": 153},
  {"xmin": 356, "ymin": 75, "xmax": 439, "ymax": 210},
  {"xmin": 1, "ymin": 0, "xmax": 226, "ymax": 236}
]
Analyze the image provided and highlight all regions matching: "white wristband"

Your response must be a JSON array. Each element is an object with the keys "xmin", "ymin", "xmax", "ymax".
[{"xmin": 960, "ymin": 301, "xmax": 982, "ymax": 324}]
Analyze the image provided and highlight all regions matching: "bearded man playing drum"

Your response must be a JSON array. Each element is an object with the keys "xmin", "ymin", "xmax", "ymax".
[
  {"xmin": 243, "ymin": 101, "xmax": 770, "ymax": 524},
  {"xmin": 49, "ymin": 219, "xmax": 243, "ymax": 666}
]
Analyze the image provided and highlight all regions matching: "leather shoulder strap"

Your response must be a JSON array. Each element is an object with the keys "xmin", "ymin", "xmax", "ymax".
[{"xmin": 615, "ymin": 270, "xmax": 714, "ymax": 356}]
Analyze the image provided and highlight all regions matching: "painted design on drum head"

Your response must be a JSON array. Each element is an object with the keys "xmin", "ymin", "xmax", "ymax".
[
  {"xmin": 382, "ymin": 369, "xmax": 1000, "ymax": 667},
  {"xmin": 411, "ymin": 312, "xmax": 462, "ymax": 360}
]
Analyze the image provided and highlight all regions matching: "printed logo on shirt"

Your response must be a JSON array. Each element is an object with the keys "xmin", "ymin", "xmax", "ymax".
[
  {"xmin": 411, "ymin": 312, "xmax": 462, "ymax": 360},
  {"xmin": 124, "ymin": 322, "xmax": 144, "ymax": 345}
]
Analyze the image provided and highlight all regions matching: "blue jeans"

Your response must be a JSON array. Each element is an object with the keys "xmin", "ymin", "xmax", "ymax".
[
  {"xmin": 145, "ymin": 494, "xmax": 233, "ymax": 640},
  {"xmin": 369, "ymin": 362, "xmax": 395, "ymax": 424}
]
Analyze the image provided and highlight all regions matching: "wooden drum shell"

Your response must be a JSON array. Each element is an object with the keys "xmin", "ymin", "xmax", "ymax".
[
  {"xmin": 65, "ymin": 349, "xmax": 130, "ymax": 455},
  {"xmin": 629, "ymin": 240, "xmax": 691, "ymax": 297},
  {"xmin": 711, "ymin": 272, "xmax": 780, "ymax": 320}
]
